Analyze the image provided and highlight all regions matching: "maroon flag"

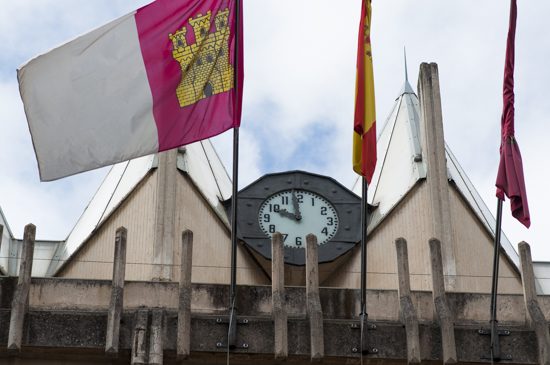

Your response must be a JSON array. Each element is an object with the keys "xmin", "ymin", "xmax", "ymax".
[{"xmin": 495, "ymin": 0, "xmax": 530, "ymax": 228}]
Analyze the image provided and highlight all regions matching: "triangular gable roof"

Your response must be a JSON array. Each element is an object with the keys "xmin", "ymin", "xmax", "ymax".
[
  {"xmin": 353, "ymin": 79, "xmax": 426, "ymax": 231},
  {"xmin": 352, "ymin": 79, "xmax": 523, "ymax": 276},
  {"xmin": 445, "ymin": 145, "xmax": 520, "ymax": 270},
  {"xmin": 46, "ymin": 139, "xmax": 231, "ymax": 276}
]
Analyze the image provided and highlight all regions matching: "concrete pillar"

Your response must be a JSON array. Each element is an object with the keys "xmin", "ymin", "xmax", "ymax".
[
  {"xmin": 429, "ymin": 238, "xmax": 457, "ymax": 364},
  {"xmin": 519, "ymin": 242, "xmax": 550, "ymax": 365},
  {"xmin": 0, "ymin": 224, "xmax": 3, "ymax": 303},
  {"xmin": 395, "ymin": 238, "xmax": 421, "ymax": 364},
  {"xmin": 131, "ymin": 310, "xmax": 149, "ymax": 365},
  {"xmin": 418, "ymin": 62, "xmax": 457, "ymax": 289},
  {"xmin": 271, "ymin": 232, "xmax": 288, "ymax": 359},
  {"xmin": 105, "ymin": 227, "xmax": 127, "ymax": 355},
  {"xmin": 177, "ymin": 230, "xmax": 193, "ymax": 360},
  {"xmin": 149, "ymin": 310, "xmax": 164, "ymax": 365},
  {"xmin": 7, "ymin": 224, "xmax": 35, "ymax": 351},
  {"xmin": 306, "ymin": 234, "xmax": 324, "ymax": 361},
  {"xmin": 153, "ymin": 149, "xmax": 178, "ymax": 280}
]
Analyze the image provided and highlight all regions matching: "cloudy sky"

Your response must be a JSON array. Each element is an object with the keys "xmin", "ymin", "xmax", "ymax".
[{"xmin": 1, "ymin": 1, "xmax": 549, "ymax": 260}]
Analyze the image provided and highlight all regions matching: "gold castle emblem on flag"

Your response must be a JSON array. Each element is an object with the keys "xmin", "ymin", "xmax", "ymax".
[{"xmin": 169, "ymin": 9, "xmax": 234, "ymax": 108}]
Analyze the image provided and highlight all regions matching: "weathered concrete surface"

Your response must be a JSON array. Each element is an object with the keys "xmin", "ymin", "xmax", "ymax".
[
  {"xmin": 0, "ymin": 277, "xmax": 538, "ymax": 324},
  {"xmin": 271, "ymin": 232, "xmax": 288, "ymax": 359},
  {"xmin": 418, "ymin": 62, "xmax": 457, "ymax": 290},
  {"xmin": 395, "ymin": 238, "xmax": 421, "ymax": 363},
  {"xmin": 8, "ymin": 224, "xmax": 35, "ymax": 351},
  {"xmin": 305, "ymin": 234, "xmax": 324, "ymax": 361},
  {"xmin": 0, "ymin": 310, "xmax": 541, "ymax": 364},
  {"xmin": 177, "ymin": 230, "xmax": 193, "ymax": 359},
  {"xmin": 0, "ymin": 277, "xmax": 547, "ymax": 363},
  {"xmin": 429, "ymin": 238, "xmax": 457, "ymax": 363}
]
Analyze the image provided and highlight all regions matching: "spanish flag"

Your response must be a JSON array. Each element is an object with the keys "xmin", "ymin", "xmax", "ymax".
[{"xmin": 353, "ymin": 0, "xmax": 377, "ymax": 183}]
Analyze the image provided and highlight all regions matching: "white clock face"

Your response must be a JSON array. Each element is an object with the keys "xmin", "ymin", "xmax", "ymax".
[{"xmin": 258, "ymin": 189, "xmax": 339, "ymax": 248}]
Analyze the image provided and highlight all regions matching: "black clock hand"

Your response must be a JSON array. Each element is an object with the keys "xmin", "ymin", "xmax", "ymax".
[
  {"xmin": 291, "ymin": 190, "xmax": 302, "ymax": 220},
  {"xmin": 278, "ymin": 208, "xmax": 298, "ymax": 221}
]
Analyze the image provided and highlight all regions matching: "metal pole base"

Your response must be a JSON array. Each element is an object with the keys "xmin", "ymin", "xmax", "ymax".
[
  {"xmin": 216, "ymin": 311, "xmax": 249, "ymax": 350},
  {"xmin": 478, "ymin": 323, "xmax": 512, "ymax": 361},
  {"xmin": 351, "ymin": 313, "xmax": 378, "ymax": 355}
]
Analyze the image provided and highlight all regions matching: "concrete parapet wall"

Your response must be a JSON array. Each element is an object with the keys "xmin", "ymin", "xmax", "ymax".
[
  {"xmin": 0, "ymin": 277, "xmax": 546, "ymax": 363},
  {"xmin": 0, "ymin": 278, "xmax": 532, "ymax": 325}
]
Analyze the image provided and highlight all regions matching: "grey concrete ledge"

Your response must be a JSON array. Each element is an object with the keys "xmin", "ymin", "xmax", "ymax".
[{"xmin": 0, "ymin": 277, "xmax": 537, "ymax": 324}]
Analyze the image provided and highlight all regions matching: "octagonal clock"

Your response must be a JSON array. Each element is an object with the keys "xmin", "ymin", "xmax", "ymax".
[{"xmin": 226, "ymin": 170, "xmax": 362, "ymax": 266}]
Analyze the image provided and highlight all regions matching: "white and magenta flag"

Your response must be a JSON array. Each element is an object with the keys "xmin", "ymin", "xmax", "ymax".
[{"xmin": 18, "ymin": 0, "xmax": 243, "ymax": 181}]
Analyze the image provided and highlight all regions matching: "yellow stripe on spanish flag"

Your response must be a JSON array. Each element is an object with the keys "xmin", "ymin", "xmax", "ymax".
[{"xmin": 353, "ymin": 0, "xmax": 377, "ymax": 183}]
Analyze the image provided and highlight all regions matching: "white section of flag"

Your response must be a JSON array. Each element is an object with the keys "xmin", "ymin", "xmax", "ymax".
[{"xmin": 18, "ymin": 12, "xmax": 159, "ymax": 181}]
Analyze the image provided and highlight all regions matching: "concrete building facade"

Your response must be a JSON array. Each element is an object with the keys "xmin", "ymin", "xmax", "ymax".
[{"xmin": 0, "ymin": 63, "xmax": 548, "ymax": 364}]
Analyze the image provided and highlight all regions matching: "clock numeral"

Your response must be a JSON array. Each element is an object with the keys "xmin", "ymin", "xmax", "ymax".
[
  {"xmin": 321, "ymin": 206, "xmax": 327, "ymax": 215},
  {"xmin": 263, "ymin": 214, "xmax": 270, "ymax": 223},
  {"xmin": 297, "ymin": 194, "xmax": 303, "ymax": 203},
  {"xmin": 321, "ymin": 227, "xmax": 328, "ymax": 235},
  {"xmin": 269, "ymin": 204, "xmax": 280, "ymax": 212},
  {"xmin": 311, "ymin": 197, "xmax": 315, "ymax": 206},
  {"xmin": 327, "ymin": 217, "xmax": 334, "ymax": 226},
  {"xmin": 281, "ymin": 196, "xmax": 289, "ymax": 204},
  {"xmin": 282, "ymin": 234, "xmax": 288, "ymax": 242},
  {"xmin": 269, "ymin": 225, "xmax": 276, "ymax": 233},
  {"xmin": 295, "ymin": 237, "xmax": 302, "ymax": 246}
]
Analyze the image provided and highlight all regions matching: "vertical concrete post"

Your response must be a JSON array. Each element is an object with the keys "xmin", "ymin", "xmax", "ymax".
[
  {"xmin": 105, "ymin": 227, "xmax": 127, "ymax": 355},
  {"xmin": 7, "ymin": 224, "xmax": 35, "ymax": 351},
  {"xmin": 153, "ymin": 149, "xmax": 178, "ymax": 280},
  {"xmin": 0, "ymin": 224, "xmax": 3, "ymax": 304},
  {"xmin": 306, "ymin": 234, "xmax": 324, "ymax": 361},
  {"xmin": 429, "ymin": 238, "xmax": 457, "ymax": 364},
  {"xmin": 271, "ymin": 232, "xmax": 288, "ymax": 359},
  {"xmin": 132, "ymin": 310, "xmax": 149, "ymax": 365},
  {"xmin": 177, "ymin": 230, "xmax": 193, "ymax": 360},
  {"xmin": 519, "ymin": 242, "xmax": 550, "ymax": 365},
  {"xmin": 395, "ymin": 238, "xmax": 421, "ymax": 364},
  {"xmin": 418, "ymin": 63, "xmax": 457, "ymax": 289},
  {"xmin": 149, "ymin": 309, "xmax": 164, "ymax": 365}
]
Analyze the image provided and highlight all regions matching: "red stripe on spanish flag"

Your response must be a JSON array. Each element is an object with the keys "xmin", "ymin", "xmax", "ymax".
[{"xmin": 353, "ymin": 0, "xmax": 377, "ymax": 183}]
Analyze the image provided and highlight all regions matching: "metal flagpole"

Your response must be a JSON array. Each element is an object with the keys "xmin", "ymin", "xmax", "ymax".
[
  {"xmin": 359, "ymin": 178, "xmax": 369, "ymax": 355},
  {"xmin": 488, "ymin": 198, "xmax": 503, "ymax": 360},
  {"xmin": 227, "ymin": 0, "xmax": 241, "ymax": 350}
]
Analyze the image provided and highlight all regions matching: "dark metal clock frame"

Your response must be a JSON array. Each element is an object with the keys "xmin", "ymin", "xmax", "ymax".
[{"xmin": 225, "ymin": 170, "xmax": 362, "ymax": 266}]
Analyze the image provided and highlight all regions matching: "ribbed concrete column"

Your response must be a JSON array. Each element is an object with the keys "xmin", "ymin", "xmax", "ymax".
[
  {"xmin": 418, "ymin": 62, "xmax": 457, "ymax": 289},
  {"xmin": 149, "ymin": 309, "xmax": 164, "ymax": 365},
  {"xmin": 271, "ymin": 232, "xmax": 288, "ymax": 359},
  {"xmin": 105, "ymin": 227, "xmax": 127, "ymax": 355},
  {"xmin": 0, "ymin": 224, "xmax": 3, "ymax": 304},
  {"xmin": 395, "ymin": 238, "xmax": 421, "ymax": 364},
  {"xmin": 177, "ymin": 230, "xmax": 193, "ymax": 359},
  {"xmin": 131, "ymin": 310, "xmax": 149, "ymax": 365},
  {"xmin": 153, "ymin": 149, "xmax": 178, "ymax": 280},
  {"xmin": 519, "ymin": 242, "xmax": 550, "ymax": 365},
  {"xmin": 429, "ymin": 238, "xmax": 457, "ymax": 364},
  {"xmin": 7, "ymin": 224, "xmax": 35, "ymax": 351},
  {"xmin": 306, "ymin": 234, "xmax": 324, "ymax": 361}
]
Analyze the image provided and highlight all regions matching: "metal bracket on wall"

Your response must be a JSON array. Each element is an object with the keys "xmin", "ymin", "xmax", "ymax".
[
  {"xmin": 478, "ymin": 327, "xmax": 512, "ymax": 361},
  {"xmin": 215, "ymin": 317, "xmax": 249, "ymax": 350},
  {"xmin": 350, "ymin": 322, "xmax": 378, "ymax": 355}
]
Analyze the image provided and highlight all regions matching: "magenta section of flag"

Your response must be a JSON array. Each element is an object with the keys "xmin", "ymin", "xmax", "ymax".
[
  {"xmin": 495, "ymin": 0, "xmax": 530, "ymax": 228},
  {"xmin": 135, "ymin": 0, "xmax": 243, "ymax": 152}
]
